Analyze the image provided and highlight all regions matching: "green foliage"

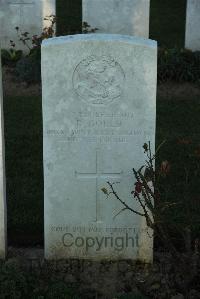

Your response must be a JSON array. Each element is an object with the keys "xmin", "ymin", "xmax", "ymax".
[
  {"xmin": 46, "ymin": 282, "xmax": 80, "ymax": 299},
  {"xmin": 158, "ymin": 48, "xmax": 200, "ymax": 83},
  {"xmin": 156, "ymin": 97, "xmax": 200, "ymax": 241},
  {"xmin": 6, "ymin": 15, "xmax": 53, "ymax": 84},
  {"xmin": 14, "ymin": 15, "xmax": 54, "ymax": 73},
  {"xmin": 29, "ymin": 47, "xmax": 41, "ymax": 61},
  {"xmin": 1, "ymin": 48, "xmax": 23, "ymax": 66},
  {"xmin": 0, "ymin": 259, "xmax": 27, "ymax": 298},
  {"xmin": 12, "ymin": 46, "xmax": 200, "ymax": 85},
  {"xmin": 8, "ymin": 15, "xmax": 97, "ymax": 84},
  {"xmin": 82, "ymin": 22, "xmax": 98, "ymax": 34},
  {"xmin": 0, "ymin": 260, "xmax": 80, "ymax": 299},
  {"xmin": 119, "ymin": 293, "xmax": 148, "ymax": 299},
  {"xmin": 15, "ymin": 15, "xmax": 56, "ymax": 54},
  {"xmin": 15, "ymin": 56, "xmax": 41, "ymax": 84}
]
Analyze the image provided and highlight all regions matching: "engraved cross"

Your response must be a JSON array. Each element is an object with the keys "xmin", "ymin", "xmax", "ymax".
[{"xmin": 75, "ymin": 150, "xmax": 122, "ymax": 222}]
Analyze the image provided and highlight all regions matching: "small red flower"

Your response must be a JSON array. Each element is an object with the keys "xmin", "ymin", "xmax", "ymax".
[
  {"xmin": 160, "ymin": 160, "xmax": 170, "ymax": 176},
  {"xmin": 177, "ymin": 138, "xmax": 192, "ymax": 145},
  {"xmin": 131, "ymin": 182, "xmax": 143, "ymax": 197},
  {"xmin": 155, "ymin": 191, "xmax": 161, "ymax": 201},
  {"xmin": 135, "ymin": 182, "xmax": 142, "ymax": 193}
]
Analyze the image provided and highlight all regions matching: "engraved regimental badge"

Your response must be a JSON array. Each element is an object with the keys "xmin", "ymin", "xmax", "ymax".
[{"xmin": 73, "ymin": 55, "xmax": 125, "ymax": 105}]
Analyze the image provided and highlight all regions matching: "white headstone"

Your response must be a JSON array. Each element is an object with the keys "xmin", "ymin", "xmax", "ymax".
[
  {"xmin": 185, "ymin": 0, "xmax": 200, "ymax": 51},
  {"xmin": 82, "ymin": 0, "xmax": 150, "ymax": 37},
  {"xmin": 0, "ymin": 50, "xmax": 6, "ymax": 259},
  {"xmin": 42, "ymin": 34, "xmax": 157, "ymax": 261},
  {"xmin": 0, "ymin": 0, "xmax": 55, "ymax": 50}
]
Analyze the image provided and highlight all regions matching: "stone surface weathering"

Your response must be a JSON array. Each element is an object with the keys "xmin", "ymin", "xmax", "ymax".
[
  {"xmin": 0, "ymin": 0, "xmax": 55, "ymax": 50},
  {"xmin": 185, "ymin": 0, "xmax": 200, "ymax": 51},
  {"xmin": 42, "ymin": 34, "xmax": 157, "ymax": 261},
  {"xmin": 83, "ymin": 0, "xmax": 150, "ymax": 37}
]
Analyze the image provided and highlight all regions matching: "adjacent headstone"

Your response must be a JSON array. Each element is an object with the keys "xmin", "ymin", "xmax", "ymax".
[
  {"xmin": 82, "ymin": 0, "xmax": 150, "ymax": 37},
  {"xmin": 185, "ymin": 0, "xmax": 200, "ymax": 51},
  {"xmin": 42, "ymin": 34, "xmax": 157, "ymax": 261},
  {"xmin": 0, "ymin": 0, "xmax": 56, "ymax": 50},
  {"xmin": 0, "ymin": 50, "xmax": 6, "ymax": 259}
]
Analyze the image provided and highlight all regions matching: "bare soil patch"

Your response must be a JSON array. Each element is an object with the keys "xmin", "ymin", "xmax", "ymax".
[
  {"xmin": 157, "ymin": 82, "xmax": 200, "ymax": 100},
  {"xmin": 2, "ymin": 66, "xmax": 41, "ymax": 97}
]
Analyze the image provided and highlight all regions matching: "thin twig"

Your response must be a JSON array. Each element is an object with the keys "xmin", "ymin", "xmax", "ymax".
[{"xmin": 107, "ymin": 182, "xmax": 145, "ymax": 217}]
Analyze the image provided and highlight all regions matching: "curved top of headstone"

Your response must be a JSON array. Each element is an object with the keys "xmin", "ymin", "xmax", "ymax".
[
  {"xmin": 42, "ymin": 34, "xmax": 157, "ymax": 48},
  {"xmin": 42, "ymin": 31, "xmax": 157, "ymax": 262}
]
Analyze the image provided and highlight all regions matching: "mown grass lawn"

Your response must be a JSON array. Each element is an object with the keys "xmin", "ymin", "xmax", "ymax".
[
  {"xmin": 3, "ymin": 96, "xmax": 43, "ymax": 245},
  {"xmin": 3, "ymin": 88, "xmax": 200, "ymax": 245},
  {"xmin": 156, "ymin": 91, "xmax": 200, "ymax": 244}
]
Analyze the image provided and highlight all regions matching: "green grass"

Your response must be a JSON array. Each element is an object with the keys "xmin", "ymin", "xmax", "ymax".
[
  {"xmin": 0, "ymin": 259, "xmax": 81, "ymax": 298},
  {"xmin": 150, "ymin": 0, "xmax": 187, "ymax": 48},
  {"xmin": 156, "ymin": 93, "xmax": 200, "ymax": 242},
  {"xmin": 3, "ymin": 96, "xmax": 43, "ymax": 245},
  {"xmin": 56, "ymin": 0, "xmax": 82, "ymax": 36},
  {"xmin": 56, "ymin": 0, "xmax": 187, "ymax": 48},
  {"xmin": 3, "ymin": 89, "xmax": 200, "ymax": 245}
]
